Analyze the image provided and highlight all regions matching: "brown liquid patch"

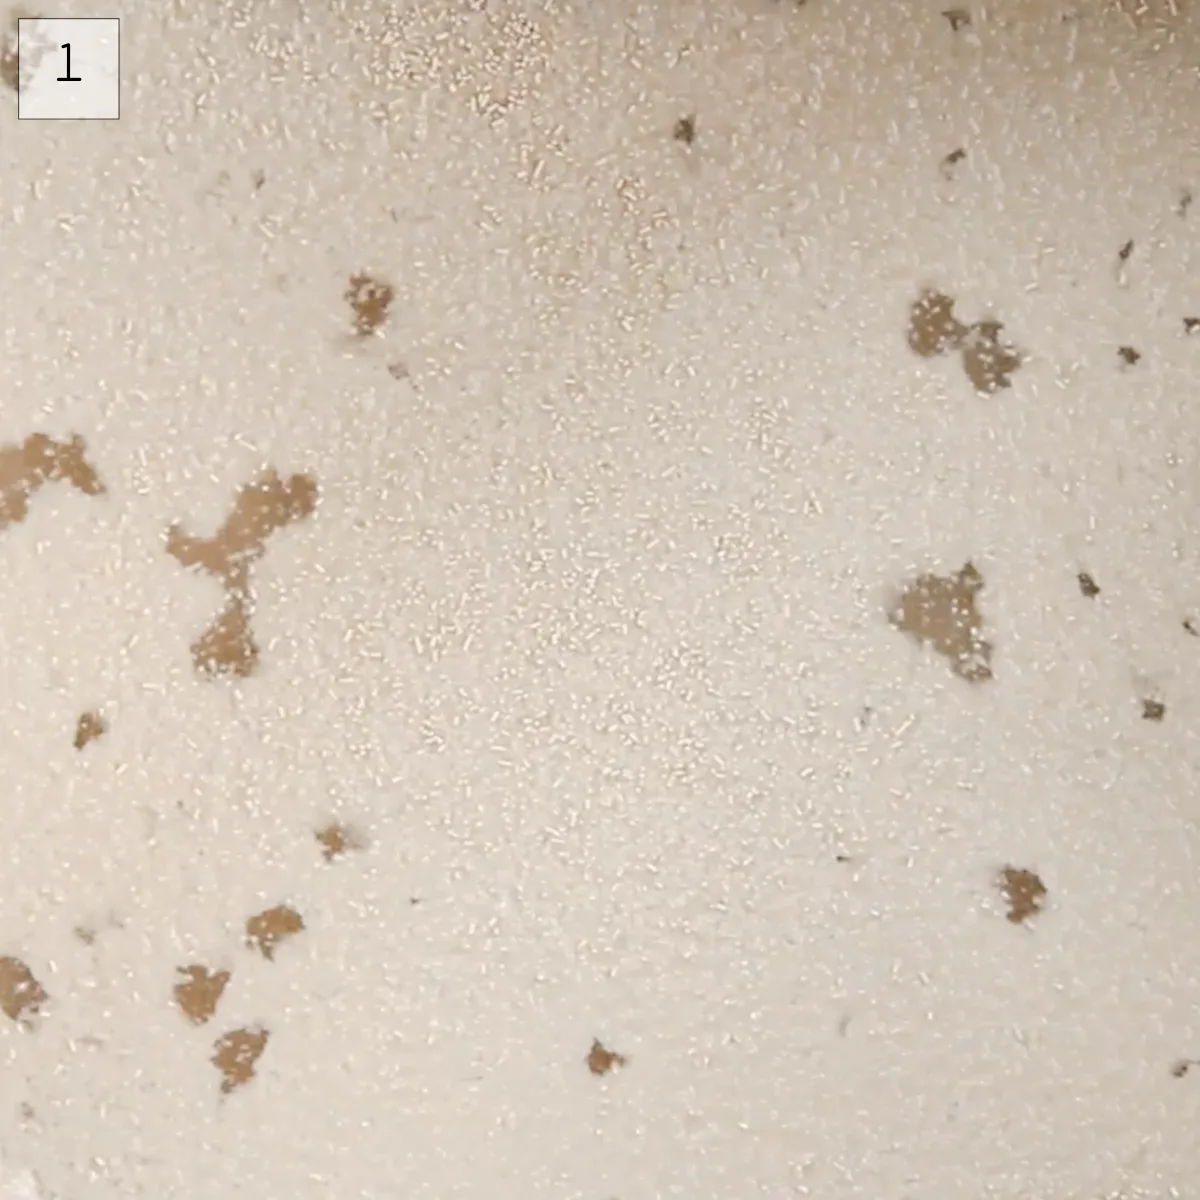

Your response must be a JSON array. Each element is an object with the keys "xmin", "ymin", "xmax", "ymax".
[
  {"xmin": 165, "ymin": 469, "xmax": 318, "ymax": 678},
  {"xmin": 316, "ymin": 821, "xmax": 364, "ymax": 862},
  {"xmin": 0, "ymin": 957, "xmax": 47, "ymax": 1022},
  {"xmin": 174, "ymin": 965, "xmax": 231, "ymax": 1025},
  {"xmin": 1077, "ymin": 572, "xmax": 1101, "ymax": 598},
  {"xmin": 345, "ymin": 273, "xmax": 394, "ymax": 337},
  {"xmin": 73, "ymin": 710, "xmax": 106, "ymax": 750},
  {"xmin": 212, "ymin": 1026, "xmax": 269, "ymax": 1094},
  {"xmin": 1118, "ymin": 345, "xmax": 1141, "ymax": 366},
  {"xmin": 0, "ymin": 433, "xmax": 105, "ymax": 531},
  {"xmin": 245, "ymin": 905, "xmax": 305, "ymax": 961},
  {"xmin": 961, "ymin": 321, "xmax": 1024, "ymax": 394},
  {"xmin": 998, "ymin": 866, "xmax": 1046, "ymax": 925},
  {"xmin": 889, "ymin": 561, "xmax": 993, "ymax": 683},
  {"xmin": 586, "ymin": 1039, "xmax": 627, "ymax": 1076},
  {"xmin": 908, "ymin": 288, "xmax": 967, "ymax": 357},
  {"xmin": 1142, "ymin": 698, "xmax": 1166, "ymax": 722},
  {"xmin": 907, "ymin": 289, "xmax": 1023, "ymax": 394}
]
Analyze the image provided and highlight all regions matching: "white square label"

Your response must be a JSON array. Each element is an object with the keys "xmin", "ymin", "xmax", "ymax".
[{"xmin": 17, "ymin": 17, "xmax": 119, "ymax": 119}]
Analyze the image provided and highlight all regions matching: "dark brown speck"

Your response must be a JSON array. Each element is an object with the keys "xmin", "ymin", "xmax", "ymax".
[
  {"xmin": 345, "ymin": 273, "xmax": 395, "ymax": 338},
  {"xmin": 998, "ymin": 866, "xmax": 1046, "ymax": 925},
  {"xmin": 939, "ymin": 147, "xmax": 966, "ymax": 179},
  {"xmin": 587, "ymin": 1039, "xmax": 627, "ymax": 1077},
  {"xmin": 673, "ymin": 115, "xmax": 696, "ymax": 146}
]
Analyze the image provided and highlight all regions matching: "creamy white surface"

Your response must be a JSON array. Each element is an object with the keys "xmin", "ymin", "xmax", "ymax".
[{"xmin": 2, "ymin": 1, "xmax": 1200, "ymax": 1197}]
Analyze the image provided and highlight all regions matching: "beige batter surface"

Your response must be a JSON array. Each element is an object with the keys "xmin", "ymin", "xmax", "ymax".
[{"xmin": 1, "ymin": 0, "xmax": 1200, "ymax": 1197}]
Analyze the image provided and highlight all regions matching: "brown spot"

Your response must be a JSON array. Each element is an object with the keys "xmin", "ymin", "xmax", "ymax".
[
  {"xmin": 961, "ymin": 320, "xmax": 1023, "ymax": 394},
  {"xmin": 316, "ymin": 821, "xmax": 364, "ymax": 862},
  {"xmin": 673, "ymin": 115, "xmax": 695, "ymax": 145},
  {"xmin": 387, "ymin": 360, "xmax": 410, "ymax": 381},
  {"xmin": 1118, "ymin": 239, "xmax": 1135, "ymax": 263},
  {"xmin": 1118, "ymin": 345, "xmax": 1141, "ymax": 366},
  {"xmin": 212, "ymin": 1026, "xmax": 269, "ymax": 1094},
  {"xmin": 174, "ymin": 965, "xmax": 231, "ymax": 1025},
  {"xmin": 245, "ymin": 905, "xmax": 305, "ymax": 961},
  {"xmin": 1077, "ymin": 572, "xmax": 1100, "ymax": 598},
  {"xmin": 0, "ymin": 24, "xmax": 16, "ymax": 93},
  {"xmin": 165, "ymin": 469, "xmax": 318, "ymax": 678},
  {"xmin": 251, "ymin": 169, "xmax": 265, "ymax": 191},
  {"xmin": 1171, "ymin": 1058, "xmax": 1195, "ymax": 1078},
  {"xmin": 889, "ymin": 561, "xmax": 993, "ymax": 683},
  {"xmin": 1180, "ymin": 189, "xmax": 1193, "ymax": 218},
  {"xmin": 587, "ymin": 1039, "xmax": 627, "ymax": 1076},
  {"xmin": 345, "ymin": 273, "xmax": 394, "ymax": 337},
  {"xmin": 998, "ymin": 866, "xmax": 1046, "ymax": 925},
  {"xmin": 73, "ymin": 926, "xmax": 96, "ymax": 945},
  {"xmin": 939, "ymin": 147, "xmax": 966, "ymax": 179},
  {"xmin": 0, "ymin": 957, "xmax": 47, "ymax": 1022},
  {"xmin": 0, "ymin": 433, "xmax": 105, "ymax": 532},
  {"xmin": 73, "ymin": 710, "xmax": 106, "ymax": 750},
  {"xmin": 942, "ymin": 8, "xmax": 970, "ymax": 30},
  {"xmin": 1185, "ymin": 618, "xmax": 1199, "ymax": 637},
  {"xmin": 1183, "ymin": 317, "xmax": 1199, "ymax": 335},
  {"xmin": 1142, "ymin": 698, "xmax": 1166, "ymax": 722},
  {"xmin": 907, "ymin": 289, "xmax": 1022, "ymax": 393},
  {"xmin": 908, "ymin": 289, "xmax": 968, "ymax": 358}
]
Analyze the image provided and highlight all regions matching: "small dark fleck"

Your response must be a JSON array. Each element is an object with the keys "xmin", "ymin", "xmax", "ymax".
[
  {"xmin": 1184, "ymin": 618, "xmax": 1199, "ymax": 637},
  {"xmin": 387, "ymin": 361, "xmax": 410, "ymax": 381},
  {"xmin": 1142, "ymin": 698, "xmax": 1166, "ymax": 722},
  {"xmin": 835, "ymin": 854, "xmax": 852, "ymax": 863},
  {"xmin": 73, "ymin": 710, "xmax": 107, "ymax": 750},
  {"xmin": 252, "ymin": 169, "xmax": 265, "ymax": 191},
  {"xmin": 1077, "ymin": 572, "xmax": 1100, "ymax": 598},
  {"xmin": 345, "ymin": 273, "xmax": 394, "ymax": 338},
  {"xmin": 1184, "ymin": 317, "xmax": 1200, "ymax": 335},
  {"xmin": 1118, "ymin": 345, "xmax": 1141, "ymax": 366},
  {"xmin": 1180, "ymin": 189, "xmax": 1193, "ymax": 218},
  {"xmin": 1172, "ymin": 1059, "xmax": 1194, "ymax": 1078},
  {"xmin": 587, "ymin": 1039, "xmax": 627, "ymax": 1076},
  {"xmin": 998, "ymin": 866, "xmax": 1046, "ymax": 925},
  {"xmin": 1118, "ymin": 239, "xmax": 1134, "ymax": 262},
  {"xmin": 673, "ymin": 115, "xmax": 695, "ymax": 146},
  {"xmin": 940, "ymin": 147, "xmax": 966, "ymax": 178},
  {"xmin": 942, "ymin": 8, "xmax": 970, "ymax": 30}
]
